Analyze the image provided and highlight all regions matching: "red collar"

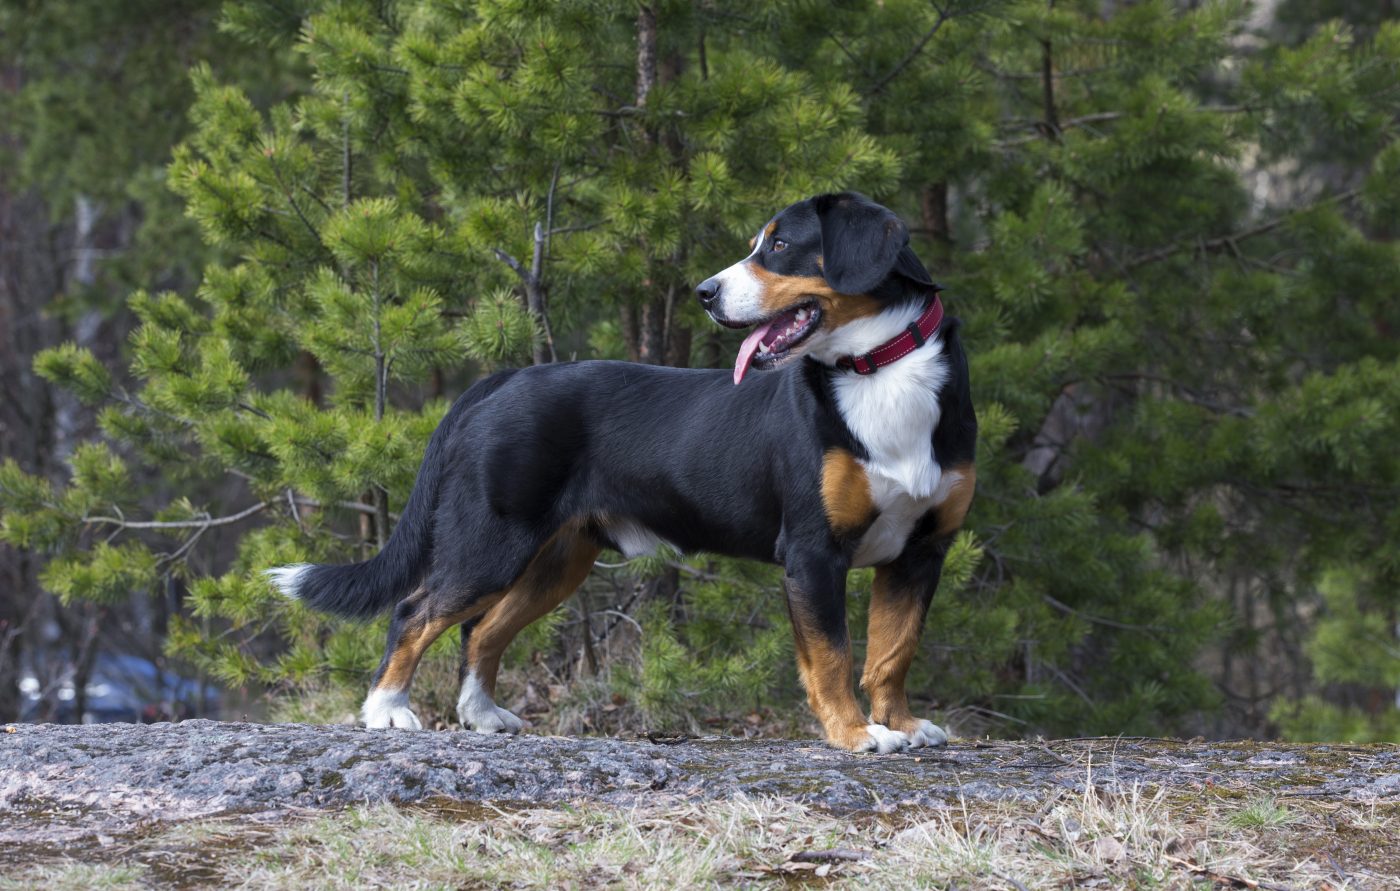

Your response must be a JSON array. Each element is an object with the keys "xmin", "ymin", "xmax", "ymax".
[{"xmin": 835, "ymin": 295, "xmax": 944, "ymax": 375}]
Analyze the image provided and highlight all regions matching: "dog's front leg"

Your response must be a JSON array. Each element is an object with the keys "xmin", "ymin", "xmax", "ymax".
[
  {"xmin": 862, "ymin": 556, "xmax": 949, "ymax": 749},
  {"xmin": 784, "ymin": 554, "xmax": 908, "ymax": 754}
]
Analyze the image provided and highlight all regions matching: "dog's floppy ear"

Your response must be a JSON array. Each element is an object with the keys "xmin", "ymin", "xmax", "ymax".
[
  {"xmin": 894, "ymin": 244, "xmax": 936, "ymax": 289},
  {"xmin": 815, "ymin": 192, "xmax": 910, "ymax": 295}
]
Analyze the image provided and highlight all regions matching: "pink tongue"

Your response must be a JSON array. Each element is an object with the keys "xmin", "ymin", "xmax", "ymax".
[{"xmin": 733, "ymin": 321, "xmax": 776, "ymax": 385}]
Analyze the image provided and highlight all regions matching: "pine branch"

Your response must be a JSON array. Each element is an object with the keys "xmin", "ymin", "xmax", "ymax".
[
  {"xmin": 84, "ymin": 501, "xmax": 270, "ymax": 531},
  {"xmin": 342, "ymin": 91, "xmax": 353, "ymax": 207},
  {"xmin": 264, "ymin": 157, "xmax": 323, "ymax": 246},
  {"xmin": 491, "ymin": 247, "xmax": 526, "ymax": 278},
  {"xmin": 996, "ymin": 106, "xmax": 1254, "ymax": 147},
  {"xmin": 293, "ymin": 495, "xmax": 394, "ymax": 519},
  {"xmin": 493, "ymin": 222, "xmax": 557, "ymax": 366},
  {"xmin": 1041, "ymin": 593, "xmax": 1169, "ymax": 633},
  {"xmin": 866, "ymin": 2, "xmax": 953, "ymax": 95},
  {"xmin": 547, "ymin": 222, "xmax": 602, "ymax": 236},
  {"xmin": 1124, "ymin": 188, "xmax": 1361, "ymax": 270},
  {"xmin": 824, "ymin": 29, "xmax": 867, "ymax": 76}
]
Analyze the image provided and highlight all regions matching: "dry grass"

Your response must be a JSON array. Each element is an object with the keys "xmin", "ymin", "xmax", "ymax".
[{"xmin": 5, "ymin": 774, "xmax": 1397, "ymax": 890}]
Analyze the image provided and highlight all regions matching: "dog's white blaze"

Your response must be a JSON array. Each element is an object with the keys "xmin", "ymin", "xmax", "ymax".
[
  {"xmin": 853, "ymin": 470, "xmax": 963, "ymax": 569},
  {"xmin": 456, "ymin": 671, "xmax": 523, "ymax": 734},
  {"xmin": 707, "ymin": 226, "xmax": 769, "ymax": 322},
  {"xmin": 824, "ymin": 302, "xmax": 952, "ymax": 568},
  {"xmin": 264, "ymin": 563, "xmax": 311, "ymax": 599},
  {"xmin": 361, "ymin": 688, "xmax": 421, "ymax": 730}
]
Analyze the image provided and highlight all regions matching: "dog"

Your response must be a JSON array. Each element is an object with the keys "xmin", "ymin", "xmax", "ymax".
[{"xmin": 267, "ymin": 192, "xmax": 976, "ymax": 753}]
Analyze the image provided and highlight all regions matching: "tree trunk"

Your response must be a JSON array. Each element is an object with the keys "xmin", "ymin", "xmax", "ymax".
[
  {"xmin": 920, "ymin": 182, "xmax": 951, "ymax": 245},
  {"xmin": 638, "ymin": 297, "xmax": 668, "ymax": 365},
  {"xmin": 620, "ymin": 304, "xmax": 642, "ymax": 363},
  {"xmin": 635, "ymin": 5, "xmax": 657, "ymax": 123},
  {"xmin": 626, "ymin": 6, "xmax": 693, "ymax": 369},
  {"xmin": 0, "ymin": 65, "xmax": 65, "ymax": 718}
]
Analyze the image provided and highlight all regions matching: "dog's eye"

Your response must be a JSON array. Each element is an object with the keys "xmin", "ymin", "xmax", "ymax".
[{"xmin": 772, "ymin": 239, "xmax": 788, "ymax": 252}]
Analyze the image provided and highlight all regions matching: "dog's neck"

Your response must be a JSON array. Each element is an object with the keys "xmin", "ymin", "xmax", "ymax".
[
  {"xmin": 806, "ymin": 299, "xmax": 928, "ymax": 366},
  {"xmin": 819, "ymin": 300, "xmax": 948, "ymax": 500}
]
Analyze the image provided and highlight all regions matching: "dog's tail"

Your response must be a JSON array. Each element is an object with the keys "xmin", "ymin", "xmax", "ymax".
[{"xmin": 265, "ymin": 400, "xmax": 460, "ymax": 621}]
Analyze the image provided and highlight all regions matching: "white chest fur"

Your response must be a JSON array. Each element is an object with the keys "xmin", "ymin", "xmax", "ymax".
[{"xmin": 830, "ymin": 330, "xmax": 955, "ymax": 568}]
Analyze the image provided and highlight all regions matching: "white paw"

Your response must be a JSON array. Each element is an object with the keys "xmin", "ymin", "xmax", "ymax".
[
  {"xmin": 361, "ymin": 690, "xmax": 422, "ymax": 730},
  {"xmin": 906, "ymin": 719, "xmax": 948, "ymax": 748},
  {"xmin": 463, "ymin": 705, "xmax": 524, "ymax": 735},
  {"xmin": 456, "ymin": 672, "xmax": 524, "ymax": 735},
  {"xmin": 856, "ymin": 723, "xmax": 911, "ymax": 754}
]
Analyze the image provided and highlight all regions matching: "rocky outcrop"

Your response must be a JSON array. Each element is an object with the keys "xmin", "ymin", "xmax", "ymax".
[{"xmin": 3, "ymin": 720, "xmax": 1398, "ymax": 840}]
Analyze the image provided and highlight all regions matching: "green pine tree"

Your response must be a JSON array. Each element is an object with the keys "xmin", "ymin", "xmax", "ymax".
[{"xmin": 3, "ymin": 0, "xmax": 1398, "ymax": 741}]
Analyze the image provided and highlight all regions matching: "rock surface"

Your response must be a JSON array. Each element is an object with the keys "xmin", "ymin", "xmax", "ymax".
[{"xmin": 3, "ymin": 720, "xmax": 1398, "ymax": 840}]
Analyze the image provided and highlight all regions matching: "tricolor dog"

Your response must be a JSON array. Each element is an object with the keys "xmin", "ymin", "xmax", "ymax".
[{"xmin": 268, "ymin": 192, "xmax": 977, "ymax": 753}]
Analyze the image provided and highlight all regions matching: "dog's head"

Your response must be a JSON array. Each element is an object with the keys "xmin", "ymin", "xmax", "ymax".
[{"xmin": 696, "ymin": 192, "xmax": 936, "ymax": 384}]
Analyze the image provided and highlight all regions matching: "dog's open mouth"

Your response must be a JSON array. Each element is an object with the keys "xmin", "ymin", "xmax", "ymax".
[{"xmin": 733, "ymin": 301, "xmax": 823, "ymax": 385}]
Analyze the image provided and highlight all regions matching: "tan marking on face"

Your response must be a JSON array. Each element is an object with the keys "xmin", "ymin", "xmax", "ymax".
[
  {"xmin": 748, "ymin": 265, "xmax": 884, "ymax": 330},
  {"xmin": 465, "ymin": 523, "xmax": 599, "ymax": 696},
  {"xmin": 934, "ymin": 463, "xmax": 977, "ymax": 538},
  {"xmin": 862, "ymin": 565, "xmax": 927, "ymax": 733},
  {"xmin": 821, "ymin": 448, "xmax": 875, "ymax": 534}
]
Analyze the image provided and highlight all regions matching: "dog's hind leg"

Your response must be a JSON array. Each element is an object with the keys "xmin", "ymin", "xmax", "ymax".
[
  {"xmin": 455, "ymin": 523, "xmax": 600, "ymax": 733},
  {"xmin": 361, "ymin": 586, "xmax": 505, "ymax": 729}
]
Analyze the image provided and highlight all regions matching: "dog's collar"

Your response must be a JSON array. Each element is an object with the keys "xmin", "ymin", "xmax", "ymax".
[{"xmin": 835, "ymin": 294, "xmax": 945, "ymax": 375}]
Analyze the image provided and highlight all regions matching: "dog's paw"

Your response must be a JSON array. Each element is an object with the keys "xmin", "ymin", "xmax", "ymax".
[
  {"xmin": 463, "ymin": 705, "xmax": 524, "ymax": 735},
  {"xmin": 456, "ymin": 673, "xmax": 524, "ymax": 734},
  {"xmin": 361, "ymin": 690, "xmax": 422, "ymax": 730},
  {"xmin": 855, "ymin": 723, "xmax": 911, "ymax": 754},
  {"xmin": 905, "ymin": 719, "xmax": 948, "ymax": 748}
]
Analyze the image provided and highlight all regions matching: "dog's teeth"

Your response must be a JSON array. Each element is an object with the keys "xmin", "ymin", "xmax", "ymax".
[{"xmin": 796, "ymin": 308, "xmax": 809, "ymax": 321}]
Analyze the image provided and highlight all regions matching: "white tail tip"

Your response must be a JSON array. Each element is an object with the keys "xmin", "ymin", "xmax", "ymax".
[{"xmin": 265, "ymin": 563, "xmax": 312, "ymax": 600}]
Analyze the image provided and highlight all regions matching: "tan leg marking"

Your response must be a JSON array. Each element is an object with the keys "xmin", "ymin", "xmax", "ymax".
[
  {"xmin": 375, "ymin": 593, "xmax": 503, "ymax": 694},
  {"xmin": 862, "ymin": 566, "xmax": 926, "ymax": 735},
  {"xmin": 466, "ymin": 526, "xmax": 600, "ymax": 696},
  {"xmin": 792, "ymin": 627, "xmax": 874, "ymax": 751},
  {"xmin": 821, "ymin": 448, "xmax": 875, "ymax": 534},
  {"xmin": 935, "ymin": 462, "xmax": 977, "ymax": 538}
]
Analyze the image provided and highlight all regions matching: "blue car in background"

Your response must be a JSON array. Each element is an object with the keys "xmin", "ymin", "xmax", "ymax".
[{"xmin": 18, "ymin": 652, "xmax": 221, "ymax": 724}]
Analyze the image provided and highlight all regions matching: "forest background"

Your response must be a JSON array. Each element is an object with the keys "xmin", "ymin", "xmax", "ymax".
[{"xmin": 2, "ymin": 0, "xmax": 1398, "ymax": 744}]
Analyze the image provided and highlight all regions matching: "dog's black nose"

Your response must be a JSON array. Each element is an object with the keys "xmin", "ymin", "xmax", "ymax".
[{"xmin": 695, "ymin": 278, "xmax": 721, "ymax": 308}]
